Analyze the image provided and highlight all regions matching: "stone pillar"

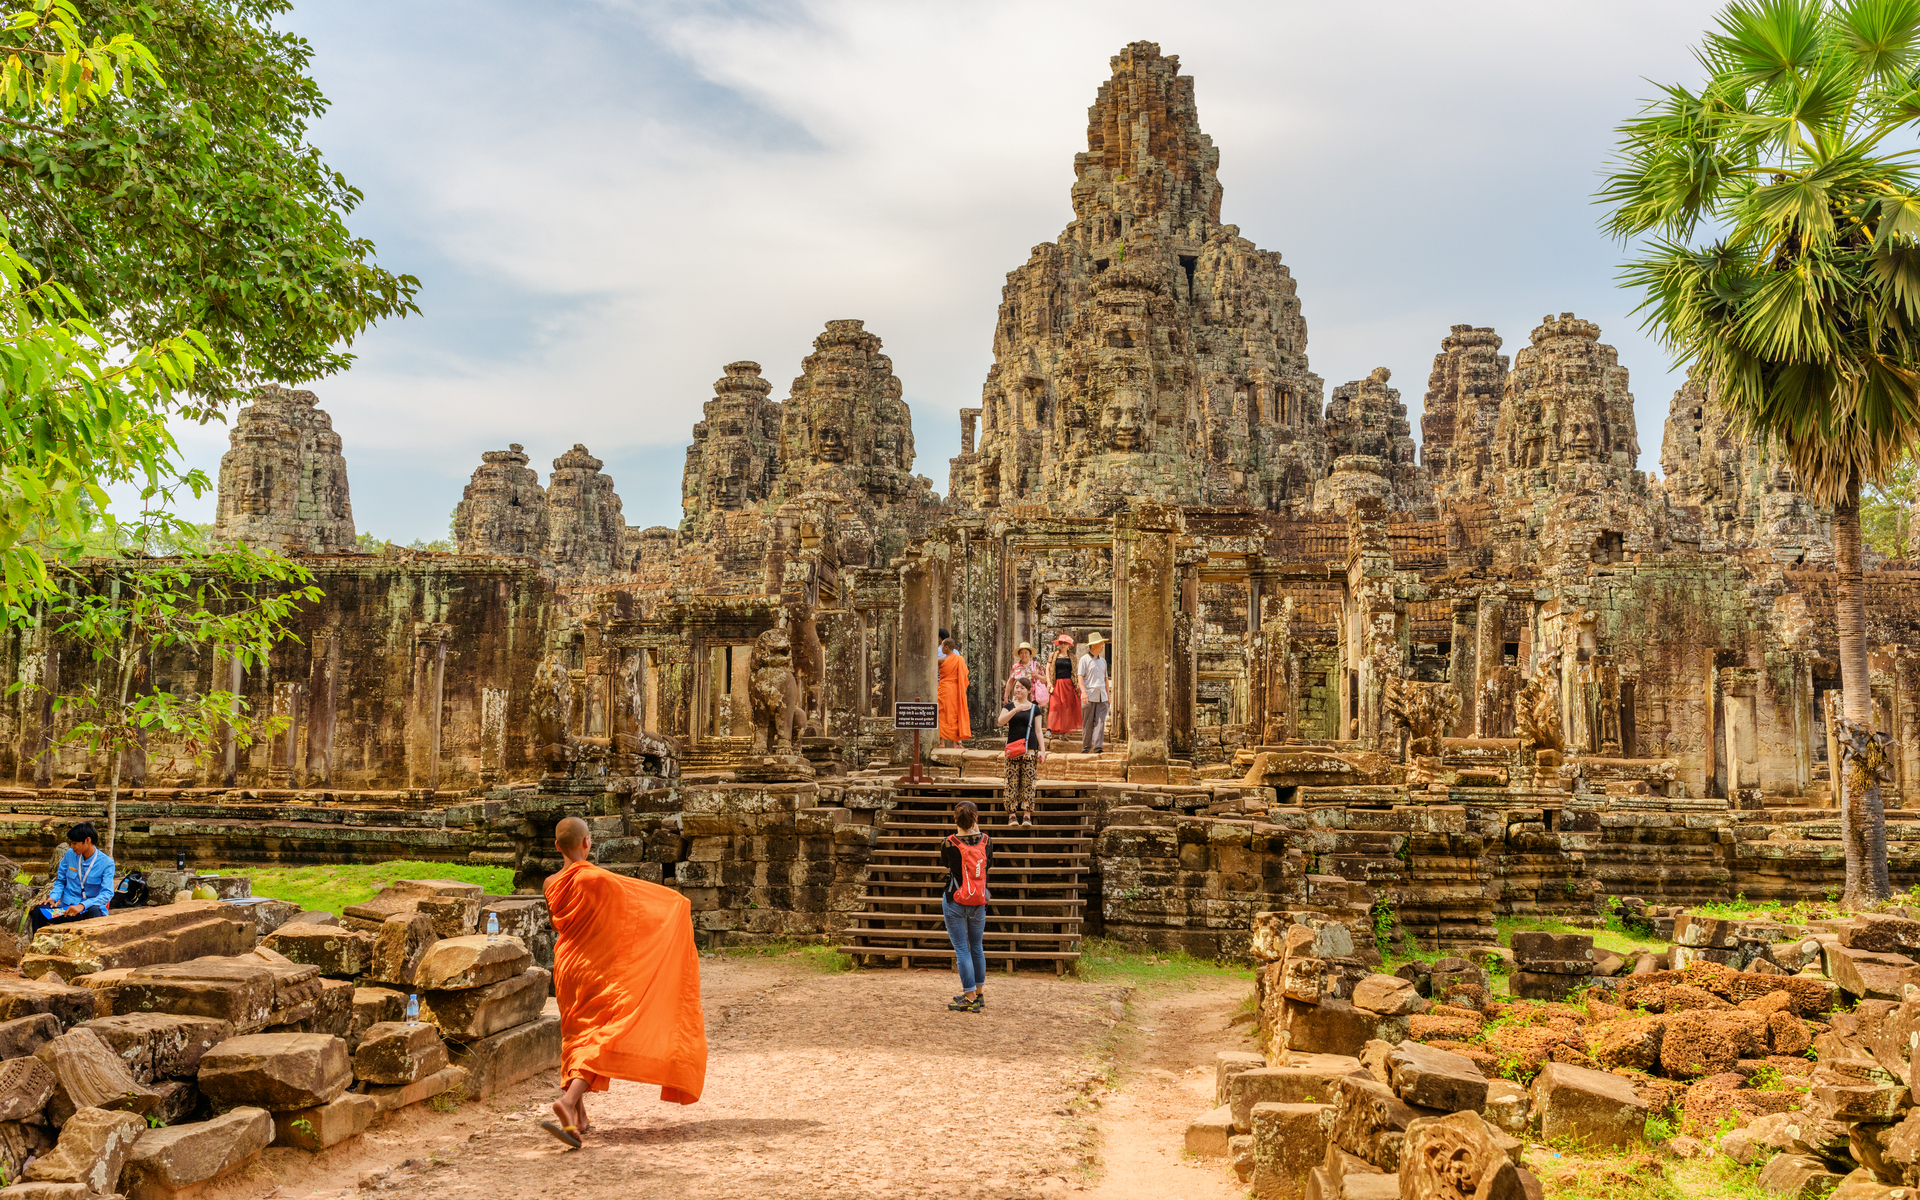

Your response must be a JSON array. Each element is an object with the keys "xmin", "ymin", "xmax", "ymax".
[
  {"xmin": 32, "ymin": 644, "xmax": 56, "ymax": 788},
  {"xmin": 1170, "ymin": 560, "xmax": 1198, "ymax": 762},
  {"xmin": 480, "ymin": 686, "xmax": 509, "ymax": 783},
  {"xmin": 216, "ymin": 651, "xmax": 242, "ymax": 787},
  {"xmin": 729, "ymin": 644, "xmax": 754, "ymax": 738},
  {"xmin": 817, "ymin": 610, "xmax": 859, "ymax": 739},
  {"xmin": 1894, "ymin": 650, "xmax": 1920, "ymax": 807},
  {"xmin": 1721, "ymin": 668, "xmax": 1761, "ymax": 806},
  {"xmin": 1450, "ymin": 601, "xmax": 1477, "ymax": 737},
  {"xmin": 304, "ymin": 629, "xmax": 338, "ymax": 787},
  {"xmin": 270, "ymin": 682, "xmax": 303, "ymax": 786},
  {"xmin": 407, "ymin": 624, "xmax": 450, "ymax": 792},
  {"xmin": 1119, "ymin": 502, "xmax": 1177, "ymax": 783},
  {"xmin": 898, "ymin": 556, "xmax": 939, "ymax": 762}
]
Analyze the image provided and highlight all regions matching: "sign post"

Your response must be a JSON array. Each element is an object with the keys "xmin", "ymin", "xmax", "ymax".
[{"xmin": 893, "ymin": 698, "xmax": 939, "ymax": 784}]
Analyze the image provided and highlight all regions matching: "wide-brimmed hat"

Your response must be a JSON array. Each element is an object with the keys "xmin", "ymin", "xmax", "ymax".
[
  {"xmin": 1088, "ymin": 632, "xmax": 1106, "ymax": 647},
  {"xmin": 1053, "ymin": 634, "xmax": 1075, "ymax": 646},
  {"xmin": 1016, "ymin": 641, "xmax": 1034, "ymax": 652}
]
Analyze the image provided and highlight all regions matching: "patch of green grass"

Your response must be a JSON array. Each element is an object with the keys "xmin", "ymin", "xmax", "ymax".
[
  {"xmin": 227, "ymin": 860, "xmax": 515, "ymax": 917},
  {"xmin": 711, "ymin": 941, "xmax": 853, "ymax": 972},
  {"xmin": 1074, "ymin": 938, "xmax": 1253, "ymax": 989},
  {"xmin": 1496, "ymin": 915, "xmax": 1663, "ymax": 959}
]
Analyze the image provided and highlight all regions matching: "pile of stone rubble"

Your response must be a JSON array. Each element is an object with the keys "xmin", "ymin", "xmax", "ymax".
[
  {"xmin": 1187, "ymin": 905, "xmax": 1920, "ymax": 1199},
  {"xmin": 0, "ymin": 877, "xmax": 557, "ymax": 1199}
]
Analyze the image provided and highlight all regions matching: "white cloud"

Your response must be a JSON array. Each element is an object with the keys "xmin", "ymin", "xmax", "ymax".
[{"xmin": 156, "ymin": 0, "xmax": 1727, "ymax": 539}]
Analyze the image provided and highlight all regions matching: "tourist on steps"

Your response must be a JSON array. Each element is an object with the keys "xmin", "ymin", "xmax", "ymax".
[
  {"xmin": 31, "ymin": 823, "xmax": 112, "ymax": 934},
  {"xmin": 1046, "ymin": 635, "xmax": 1082, "ymax": 740},
  {"xmin": 940, "ymin": 801, "xmax": 992, "ymax": 1012},
  {"xmin": 1079, "ymin": 633, "xmax": 1111, "ymax": 754},
  {"xmin": 1004, "ymin": 641, "xmax": 1047, "ymax": 707},
  {"xmin": 998, "ymin": 679, "xmax": 1045, "ymax": 826},
  {"xmin": 938, "ymin": 636, "xmax": 971, "ymax": 748},
  {"xmin": 541, "ymin": 816, "xmax": 708, "ymax": 1149}
]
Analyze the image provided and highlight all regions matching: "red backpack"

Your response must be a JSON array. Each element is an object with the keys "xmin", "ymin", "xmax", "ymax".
[{"xmin": 948, "ymin": 833, "xmax": 990, "ymax": 905}]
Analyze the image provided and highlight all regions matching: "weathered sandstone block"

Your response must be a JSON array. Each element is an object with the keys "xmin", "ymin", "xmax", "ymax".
[
  {"xmin": 352, "ymin": 1022, "xmax": 449, "ymax": 1086},
  {"xmin": 423, "ymin": 967, "xmax": 548, "ymax": 1042},
  {"xmin": 197, "ymin": 1033, "xmax": 350, "ymax": 1112},
  {"xmin": 412, "ymin": 936, "xmax": 530, "ymax": 991},
  {"xmin": 120, "ymin": 1105, "xmax": 272, "ymax": 1200}
]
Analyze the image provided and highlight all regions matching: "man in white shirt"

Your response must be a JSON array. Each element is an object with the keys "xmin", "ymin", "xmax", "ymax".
[{"xmin": 1077, "ymin": 633, "xmax": 1110, "ymax": 754}]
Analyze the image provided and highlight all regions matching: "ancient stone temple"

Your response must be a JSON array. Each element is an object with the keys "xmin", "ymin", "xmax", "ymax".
[
  {"xmin": 209, "ymin": 385, "xmax": 356, "ymax": 554},
  {"xmin": 545, "ymin": 444, "xmax": 627, "ymax": 576},
  {"xmin": 453, "ymin": 444, "xmax": 550, "ymax": 559},
  {"xmin": 1311, "ymin": 368, "xmax": 1430, "ymax": 517},
  {"xmin": 1659, "ymin": 372, "xmax": 1834, "ymax": 565},
  {"xmin": 948, "ymin": 41, "xmax": 1326, "ymax": 515},
  {"xmin": 15, "ymin": 40, "xmax": 1920, "ymax": 969}
]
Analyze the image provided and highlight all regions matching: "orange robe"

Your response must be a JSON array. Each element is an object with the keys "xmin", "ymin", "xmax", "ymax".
[
  {"xmin": 547, "ymin": 860, "xmax": 707, "ymax": 1104},
  {"xmin": 939, "ymin": 651, "xmax": 971, "ymax": 741}
]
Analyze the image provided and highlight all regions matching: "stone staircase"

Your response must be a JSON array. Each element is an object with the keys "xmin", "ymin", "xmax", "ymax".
[{"xmin": 838, "ymin": 780, "xmax": 1094, "ymax": 974}]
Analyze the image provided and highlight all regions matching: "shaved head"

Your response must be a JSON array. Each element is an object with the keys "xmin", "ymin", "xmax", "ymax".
[{"xmin": 555, "ymin": 816, "xmax": 591, "ymax": 854}]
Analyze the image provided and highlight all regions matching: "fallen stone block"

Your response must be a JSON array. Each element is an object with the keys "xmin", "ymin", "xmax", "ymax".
[
  {"xmin": 1673, "ymin": 914, "xmax": 1737, "ymax": 950},
  {"xmin": 352, "ymin": 1021, "xmax": 449, "ymax": 1086},
  {"xmin": 1329, "ymin": 1075, "xmax": 1429, "ymax": 1173},
  {"xmin": 0, "ymin": 1015, "xmax": 60, "ymax": 1061},
  {"xmin": 341, "ymin": 880, "xmax": 482, "ymax": 933},
  {"xmin": 1508, "ymin": 971, "xmax": 1590, "ymax": 1002},
  {"xmin": 1510, "ymin": 931, "xmax": 1593, "ymax": 963},
  {"xmin": 147, "ymin": 1079, "xmax": 199, "ymax": 1127},
  {"xmin": 267, "ymin": 977, "xmax": 353, "ymax": 1040},
  {"xmin": 1828, "ymin": 946, "xmax": 1915, "ymax": 1001},
  {"xmin": 79, "ymin": 1014, "xmax": 233, "ymax": 1084},
  {"xmin": 0, "ymin": 980, "xmax": 95, "ymax": 1029},
  {"xmin": 22, "ymin": 1106, "xmax": 145, "ymax": 1192},
  {"xmin": 18, "ymin": 901, "xmax": 254, "ymax": 982},
  {"xmin": 1481, "ymin": 1079, "xmax": 1528, "ymax": 1136},
  {"xmin": 1830, "ymin": 1168, "xmax": 1909, "ymax": 1200},
  {"xmin": 1215, "ymin": 1051, "xmax": 1267, "ymax": 1107},
  {"xmin": 1351, "ymin": 975, "xmax": 1427, "ymax": 1017},
  {"xmin": 423, "ymin": 967, "xmax": 548, "ymax": 1043},
  {"xmin": 0, "ymin": 1059, "xmax": 54, "ymax": 1123},
  {"xmin": 1590, "ymin": 1015, "xmax": 1665, "ymax": 1072},
  {"xmin": 1276, "ymin": 998, "xmax": 1399, "ymax": 1058},
  {"xmin": 478, "ymin": 898, "xmax": 554, "ymax": 970},
  {"xmin": 1756, "ymin": 1153, "xmax": 1845, "ymax": 1198},
  {"xmin": 1840, "ymin": 916, "xmax": 1920, "ymax": 956},
  {"xmin": 121, "ymin": 1104, "xmax": 272, "ymax": 1200},
  {"xmin": 1398, "ymin": 1109, "xmax": 1522, "ymax": 1200},
  {"xmin": 1187, "ymin": 1103, "xmax": 1235, "ymax": 1157},
  {"xmin": 1387, "ymin": 1040, "xmax": 1489, "ymax": 1113},
  {"xmin": 347, "ymin": 987, "xmax": 407, "ymax": 1053},
  {"xmin": 112, "ymin": 958, "xmax": 276, "ymax": 1032},
  {"xmin": 365, "ymin": 1064, "xmax": 465, "ymax": 1113},
  {"xmin": 446, "ymin": 1014, "xmax": 559, "ymax": 1101},
  {"xmin": 1230, "ymin": 1055, "xmax": 1365, "ymax": 1131},
  {"xmin": 1661, "ymin": 1010, "xmax": 1764, "ymax": 1079},
  {"xmin": 0, "ymin": 1120, "xmax": 55, "ymax": 1184},
  {"xmin": 227, "ymin": 898, "xmax": 303, "ymax": 940},
  {"xmin": 34, "ymin": 1028, "xmax": 158, "ymax": 1123},
  {"xmin": 271, "ymin": 1091, "xmax": 378, "ymax": 1151},
  {"xmin": 197, "ymin": 1033, "xmax": 350, "ymax": 1112},
  {"xmin": 364, "ymin": 913, "xmax": 436, "ymax": 988},
  {"xmin": 412, "ymin": 936, "xmax": 532, "ymax": 992},
  {"xmin": 259, "ymin": 925, "xmax": 375, "ymax": 978},
  {"xmin": 1250, "ymin": 1102, "xmax": 1330, "ymax": 1199},
  {"xmin": 417, "ymin": 895, "xmax": 481, "ymax": 940},
  {"xmin": 1529, "ymin": 1061, "xmax": 1647, "ymax": 1151}
]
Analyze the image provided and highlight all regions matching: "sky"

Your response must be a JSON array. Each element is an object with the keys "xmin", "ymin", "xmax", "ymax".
[{"xmin": 160, "ymin": 0, "xmax": 1732, "ymax": 542}]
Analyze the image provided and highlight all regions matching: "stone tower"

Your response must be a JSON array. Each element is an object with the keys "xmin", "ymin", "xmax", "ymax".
[
  {"xmin": 948, "ymin": 41, "xmax": 1326, "ymax": 515},
  {"xmin": 453, "ymin": 444, "xmax": 550, "ymax": 559},
  {"xmin": 776, "ymin": 321, "xmax": 925, "ymax": 506},
  {"xmin": 1311, "ymin": 368, "xmax": 1429, "ymax": 516},
  {"xmin": 546, "ymin": 444, "xmax": 627, "ymax": 576},
  {"xmin": 1420, "ymin": 326, "xmax": 1508, "ymax": 499},
  {"xmin": 210, "ymin": 384, "xmax": 356, "ymax": 554},
  {"xmin": 1659, "ymin": 372, "xmax": 1832, "ymax": 564},
  {"xmin": 680, "ymin": 361, "xmax": 783, "ymax": 543}
]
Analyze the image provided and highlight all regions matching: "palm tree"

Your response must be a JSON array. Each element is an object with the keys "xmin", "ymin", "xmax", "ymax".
[{"xmin": 1600, "ymin": 0, "xmax": 1920, "ymax": 905}]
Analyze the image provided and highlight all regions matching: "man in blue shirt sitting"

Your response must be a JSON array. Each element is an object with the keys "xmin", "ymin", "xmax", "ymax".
[{"xmin": 31, "ymin": 823, "xmax": 113, "ymax": 934}]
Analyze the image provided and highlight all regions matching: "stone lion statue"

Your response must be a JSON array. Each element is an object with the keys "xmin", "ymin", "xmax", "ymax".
[{"xmin": 749, "ymin": 627, "xmax": 802, "ymax": 755}]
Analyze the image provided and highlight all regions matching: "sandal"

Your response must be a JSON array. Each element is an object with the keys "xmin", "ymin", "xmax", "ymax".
[{"xmin": 540, "ymin": 1121, "xmax": 582, "ymax": 1149}]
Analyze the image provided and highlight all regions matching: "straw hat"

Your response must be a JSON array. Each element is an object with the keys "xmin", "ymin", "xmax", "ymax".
[
  {"xmin": 1016, "ymin": 641, "xmax": 1035, "ymax": 653},
  {"xmin": 1088, "ymin": 632, "xmax": 1106, "ymax": 648}
]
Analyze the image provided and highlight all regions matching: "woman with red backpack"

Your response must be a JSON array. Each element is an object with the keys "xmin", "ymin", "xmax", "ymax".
[{"xmin": 940, "ymin": 800, "xmax": 992, "ymax": 1012}]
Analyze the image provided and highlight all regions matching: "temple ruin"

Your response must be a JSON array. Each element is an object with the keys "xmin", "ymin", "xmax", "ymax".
[{"xmin": 3, "ymin": 41, "xmax": 1919, "ymax": 964}]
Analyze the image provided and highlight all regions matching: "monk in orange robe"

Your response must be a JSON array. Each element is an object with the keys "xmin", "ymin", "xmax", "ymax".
[
  {"xmin": 938, "ymin": 637, "xmax": 971, "ymax": 746},
  {"xmin": 541, "ymin": 816, "xmax": 707, "ymax": 1147}
]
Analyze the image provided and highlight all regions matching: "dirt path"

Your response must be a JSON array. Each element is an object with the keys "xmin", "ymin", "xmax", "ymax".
[{"xmin": 201, "ymin": 956, "xmax": 1253, "ymax": 1200}]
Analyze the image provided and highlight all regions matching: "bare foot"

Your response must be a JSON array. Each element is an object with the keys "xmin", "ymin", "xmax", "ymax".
[{"xmin": 551, "ymin": 1097, "xmax": 578, "ymax": 1131}]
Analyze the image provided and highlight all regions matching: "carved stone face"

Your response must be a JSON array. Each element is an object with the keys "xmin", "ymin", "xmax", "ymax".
[
  {"xmin": 1101, "ymin": 392, "xmax": 1145, "ymax": 453},
  {"xmin": 815, "ymin": 423, "xmax": 848, "ymax": 464}
]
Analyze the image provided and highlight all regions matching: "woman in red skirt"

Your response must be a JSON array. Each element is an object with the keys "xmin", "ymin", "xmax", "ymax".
[{"xmin": 1045, "ymin": 634, "xmax": 1082, "ymax": 739}]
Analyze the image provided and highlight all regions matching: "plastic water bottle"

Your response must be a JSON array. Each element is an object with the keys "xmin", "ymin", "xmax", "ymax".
[
  {"xmin": 486, "ymin": 913, "xmax": 500, "ymax": 942},
  {"xmin": 406, "ymin": 994, "xmax": 419, "ymax": 1025}
]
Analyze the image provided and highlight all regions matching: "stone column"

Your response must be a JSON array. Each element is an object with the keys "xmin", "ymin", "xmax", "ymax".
[
  {"xmin": 729, "ymin": 644, "xmax": 754, "ymax": 737},
  {"xmin": 1119, "ymin": 502, "xmax": 1177, "ymax": 783},
  {"xmin": 817, "ymin": 609, "xmax": 859, "ymax": 739},
  {"xmin": 406, "ymin": 624, "xmax": 450, "ymax": 792},
  {"xmin": 480, "ymin": 686, "xmax": 509, "ymax": 783},
  {"xmin": 1721, "ymin": 668, "xmax": 1761, "ymax": 806},
  {"xmin": 32, "ymin": 644, "xmax": 56, "ymax": 788},
  {"xmin": 304, "ymin": 629, "xmax": 339, "ymax": 786},
  {"xmin": 1450, "ymin": 600, "xmax": 1477, "ymax": 737},
  {"xmin": 1893, "ymin": 650, "xmax": 1920, "ymax": 807},
  {"xmin": 1170, "ymin": 559, "xmax": 1199, "ymax": 762},
  {"xmin": 898, "ymin": 556, "xmax": 939, "ymax": 762},
  {"xmin": 216, "ymin": 651, "xmax": 242, "ymax": 787}
]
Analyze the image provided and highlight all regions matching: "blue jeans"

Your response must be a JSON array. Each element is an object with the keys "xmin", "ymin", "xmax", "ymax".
[{"xmin": 943, "ymin": 897, "xmax": 987, "ymax": 992}]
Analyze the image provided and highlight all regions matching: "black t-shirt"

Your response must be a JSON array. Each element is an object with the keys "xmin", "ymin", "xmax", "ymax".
[
  {"xmin": 1005, "ymin": 705, "xmax": 1036, "ymax": 744},
  {"xmin": 1053, "ymin": 656, "xmax": 1072, "ymax": 680}
]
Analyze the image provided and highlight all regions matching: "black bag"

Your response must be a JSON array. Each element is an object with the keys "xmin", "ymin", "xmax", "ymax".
[{"xmin": 112, "ymin": 870, "xmax": 148, "ymax": 910}]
